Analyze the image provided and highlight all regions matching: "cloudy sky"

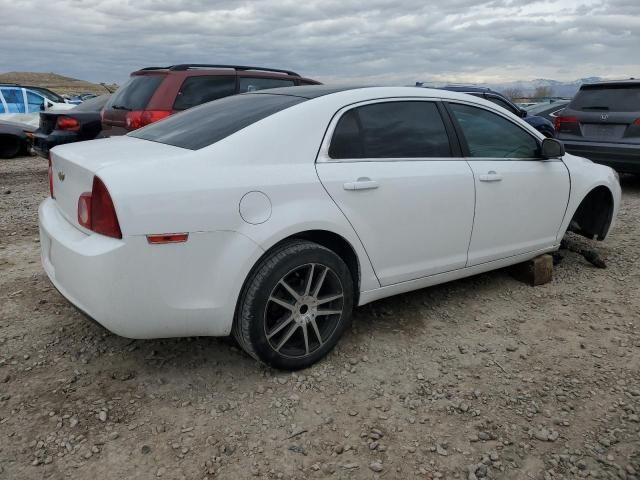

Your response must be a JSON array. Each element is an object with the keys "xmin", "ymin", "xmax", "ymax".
[{"xmin": 0, "ymin": 0, "xmax": 638, "ymax": 85}]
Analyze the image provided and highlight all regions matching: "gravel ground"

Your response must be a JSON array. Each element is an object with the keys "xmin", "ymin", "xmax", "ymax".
[{"xmin": 1, "ymin": 155, "xmax": 639, "ymax": 480}]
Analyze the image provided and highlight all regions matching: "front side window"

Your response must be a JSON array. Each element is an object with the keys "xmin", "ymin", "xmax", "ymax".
[
  {"xmin": 26, "ymin": 90, "xmax": 45, "ymax": 112},
  {"xmin": 0, "ymin": 88, "xmax": 26, "ymax": 113},
  {"xmin": 329, "ymin": 101, "xmax": 451, "ymax": 159},
  {"xmin": 448, "ymin": 103, "xmax": 539, "ymax": 158},
  {"xmin": 173, "ymin": 76, "xmax": 236, "ymax": 110},
  {"xmin": 239, "ymin": 77, "xmax": 295, "ymax": 93},
  {"xmin": 486, "ymin": 96, "xmax": 518, "ymax": 115}
]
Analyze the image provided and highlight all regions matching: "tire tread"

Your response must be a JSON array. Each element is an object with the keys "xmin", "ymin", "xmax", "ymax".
[{"xmin": 232, "ymin": 239, "xmax": 346, "ymax": 367}]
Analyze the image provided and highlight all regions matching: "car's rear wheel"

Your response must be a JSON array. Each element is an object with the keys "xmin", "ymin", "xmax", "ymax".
[
  {"xmin": 0, "ymin": 135, "xmax": 22, "ymax": 159},
  {"xmin": 233, "ymin": 240, "xmax": 354, "ymax": 370}
]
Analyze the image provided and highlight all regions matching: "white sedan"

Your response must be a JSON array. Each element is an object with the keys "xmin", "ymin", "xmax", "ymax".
[{"xmin": 39, "ymin": 86, "xmax": 621, "ymax": 370}]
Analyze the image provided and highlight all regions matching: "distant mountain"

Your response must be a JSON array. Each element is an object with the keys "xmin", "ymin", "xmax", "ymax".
[
  {"xmin": 484, "ymin": 77, "xmax": 607, "ymax": 98},
  {"xmin": 0, "ymin": 72, "xmax": 117, "ymax": 96}
]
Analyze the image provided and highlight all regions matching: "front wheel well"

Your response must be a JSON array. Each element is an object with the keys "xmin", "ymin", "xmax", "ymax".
[{"xmin": 568, "ymin": 186, "xmax": 614, "ymax": 240}]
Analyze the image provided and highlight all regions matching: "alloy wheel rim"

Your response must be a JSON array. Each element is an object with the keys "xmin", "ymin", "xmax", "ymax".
[{"xmin": 264, "ymin": 263, "xmax": 344, "ymax": 359}]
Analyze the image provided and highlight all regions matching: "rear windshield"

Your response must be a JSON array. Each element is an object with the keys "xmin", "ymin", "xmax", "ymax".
[
  {"xmin": 106, "ymin": 74, "xmax": 163, "ymax": 111},
  {"xmin": 73, "ymin": 94, "xmax": 111, "ymax": 112},
  {"xmin": 129, "ymin": 93, "xmax": 306, "ymax": 150},
  {"xmin": 570, "ymin": 84, "xmax": 640, "ymax": 112}
]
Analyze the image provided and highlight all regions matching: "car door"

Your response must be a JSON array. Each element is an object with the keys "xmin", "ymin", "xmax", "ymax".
[
  {"xmin": 0, "ymin": 88, "xmax": 26, "ymax": 113},
  {"xmin": 446, "ymin": 102, "xmax": 570, "ymax": 266},
  {"xmin": 316, "ymin": 99, "xmax": 475, "ymax": 286}
]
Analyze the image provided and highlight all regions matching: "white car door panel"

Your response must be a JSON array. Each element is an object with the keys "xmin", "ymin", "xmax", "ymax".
[
  {"xmin": 316, "ymin": 99, "xmax": 475, "ymax": 286},
  {"xmin": 446, "ymin": 102, "xmax": 571, "ymax": 266},
  {"xmin": 317, "ymin": 161, "xmax": 475, "ymax": 285},
  {"xmin": 466, "ymin": 159, "xmax": 569, "ymax": 265}
]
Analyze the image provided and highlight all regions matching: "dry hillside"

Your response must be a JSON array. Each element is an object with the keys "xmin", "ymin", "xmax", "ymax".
[{"xmin": 0, "ymin": 72, "xmax": 117, "ymax": 96}]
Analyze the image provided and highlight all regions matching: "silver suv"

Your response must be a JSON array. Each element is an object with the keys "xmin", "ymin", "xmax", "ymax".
[{"xmin": 555, "ymin": 80, "xmax": 640, "ymax": 174}]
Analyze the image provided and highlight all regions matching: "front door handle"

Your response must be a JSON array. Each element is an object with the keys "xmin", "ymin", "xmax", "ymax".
[
  {"xmin": 343, "ymin": 177, "xmax": 379, "ymax": 191},
  {"xmin": 479, "ymin": 171, "xmax": 502, "ymax": 182}
]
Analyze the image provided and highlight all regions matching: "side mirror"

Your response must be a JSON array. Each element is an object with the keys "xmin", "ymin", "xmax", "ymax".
[
  {"xmin": 540, "ymin": 138, "xmax": 565, "ymax": 158},
  {"xmin": 519, "ymin": 108, "xmax": 528, "ymax": 118}
]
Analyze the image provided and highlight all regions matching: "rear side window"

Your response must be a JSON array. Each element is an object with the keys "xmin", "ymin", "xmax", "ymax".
[
  {"xmin": 239, "ymin": 77, "xmax": 295, "ymax": 93},
  {"xmin": 449, "ymin": 103, "xmax": 539, "ymax": 158},
  {"xmin": 130, "ymin": 93, "xmax": 306, "ymax": 150},
  {"xmin": 107, "ymin": 75, "xmax": 163, "ymax": 111},
  {"xmin": 570, "ymin": 85, "xmax": 640, "ymax": 112},
  {"xmin": 173, "ymin": 76, "xmax": 236, "ymax": 110},
  {"xmin": 329, "ymin": 101, "xmax": 451, "ymax": 159},
  {"xmin": 1, "ymin": 88, "xmax": 26, "ymax": 113}
]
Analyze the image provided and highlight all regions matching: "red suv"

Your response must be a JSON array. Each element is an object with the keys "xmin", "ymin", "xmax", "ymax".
[{"xmin": 101, "ymin": 64, "xmax": 320, "ymax": 135}]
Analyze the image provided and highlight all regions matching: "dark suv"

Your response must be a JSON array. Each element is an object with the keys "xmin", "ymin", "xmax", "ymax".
[
  {"xmin": 419, "ymin": 84, "xmax": 556, "ymax": 137},
  {"xmin": 101, "ymin": 64, "xmax": 320, "ymax": 136},
  {"xmin": 555, "ymin": 80, "xmax": 640, "ymax": 173}
]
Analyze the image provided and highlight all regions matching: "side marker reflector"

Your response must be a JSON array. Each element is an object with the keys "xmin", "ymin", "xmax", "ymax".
[{"xmin": 146, "ymin": 233, "xmax": 189, "ymax": 244}]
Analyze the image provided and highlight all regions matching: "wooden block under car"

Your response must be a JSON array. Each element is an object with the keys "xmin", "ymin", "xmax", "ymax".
[{"xmin": 509, "ymin": 254, "xmax": 553, "ymax": 286}]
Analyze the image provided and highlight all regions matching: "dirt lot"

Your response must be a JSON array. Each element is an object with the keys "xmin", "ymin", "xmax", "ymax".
[{"xmin": 1, "ymin": 155, "xmax": 639, "ymax": 480}]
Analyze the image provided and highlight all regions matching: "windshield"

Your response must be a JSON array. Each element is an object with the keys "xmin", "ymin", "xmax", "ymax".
[
  {"xmin": 73, "ymin": 94, "xmax": 111, "ymax": 112},
  {"xmin": 130, "ymin": 93, "xmax": 306, "ymax": 150}
]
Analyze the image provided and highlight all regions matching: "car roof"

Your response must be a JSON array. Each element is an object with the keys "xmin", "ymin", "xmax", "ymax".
[
  {"xmin": 246, "ymin": 85, "xmax": 502, "ymax": 106},
  {"xmin": 133, "ymin": 64, "xmax": 302, "ymax": 76},
  {"xmin": 581, "ymin": 79, "xmax": 640, "ymax": 88},
  {"xmin": 439, "ymin": 85, "xmax": 494, "ymax": 94},
  {"xmin": 249, "ymin": 85, "xmax": 371, "ymax": 99}
]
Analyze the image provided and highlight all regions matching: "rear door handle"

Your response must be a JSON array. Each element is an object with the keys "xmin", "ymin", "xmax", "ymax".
[
  {"xmin": 479, "ymin": 171, "xmax": 502, "ymax": 182},
  {"xmin": 343, "ymin": 177, "xmax": 379, "ymax": 191}
]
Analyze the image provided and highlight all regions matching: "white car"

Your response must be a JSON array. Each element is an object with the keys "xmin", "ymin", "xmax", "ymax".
[{"xmin": 39, "ymin": 86, "xmax": 621, "ymax": 370}]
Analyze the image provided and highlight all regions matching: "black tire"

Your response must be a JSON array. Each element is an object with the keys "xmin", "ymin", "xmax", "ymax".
[
  {"xmin": 233, "ymin": 240, "xmax": 354, "ymax": 370},
  {"xmin": 0, "ymin": 135, "xmax": 22, "ymax": 159}
]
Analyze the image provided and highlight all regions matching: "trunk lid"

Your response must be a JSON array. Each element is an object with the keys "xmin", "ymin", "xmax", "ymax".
[
  {"xmin": 576, "ymin": 111, "xmax": 640, "ymax": 143},
  {"xmin": 49, "ymin": 136, "xmax": 186, "ymax": 232},
  {"xmin": 39, "ymin": 112, "xmax": 60, "ymax": 135}
]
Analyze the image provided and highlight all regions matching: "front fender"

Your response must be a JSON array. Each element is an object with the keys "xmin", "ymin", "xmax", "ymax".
[{"xmin": 558, "ymin": 154, "xmax": 621, "ymax": 240}]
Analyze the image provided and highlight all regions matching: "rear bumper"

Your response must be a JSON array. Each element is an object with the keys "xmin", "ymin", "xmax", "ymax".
[
  {"xmin": 38, "ymin": 198, "xmax": 263, "ymax": 338},
  {"xmin": 32, "ymin": 131, "xmax": 78, "ymax": 158},
  {"xmin": 562, "ymin": 140, "xmax": 640, "ymax": 173},
  {"xmin": 98, "ymin": 126, "xmax": 128, "ymax": 138}
]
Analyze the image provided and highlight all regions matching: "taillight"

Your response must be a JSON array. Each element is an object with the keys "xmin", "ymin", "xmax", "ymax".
[
  {"xmin": 125, "ymin": 110, "xmax": 171, "ymax": 130},
  {"xmin": 77, "ymin": 192, "xmax": 92, "ymax": 228},
  {"xmin": 48, "ymin": 155, "xmax": 54, "ymax": 198},
  {"xmin": 554, "ymin": 115, "xmax": 579, "ymax": 133},
  {"xmin": 56, "ymin": 116, "xmax": 80, "ymax": 131},
  {"xmin": 76, "ymin": 176, "xmax": 122, "ymax": 239},
  {"xmin": 633, "ymin": 118, "xmax": 640, "ymax": 126}
]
